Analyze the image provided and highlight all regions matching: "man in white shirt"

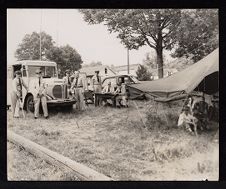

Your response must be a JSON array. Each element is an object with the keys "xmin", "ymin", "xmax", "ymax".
[
  {"xmin": 102, "ymin": 81, "xmax": 114, "ymax": 106},
  {"xmin": 92, "ymin": 70, "xmax": 102, "ymax": 92},
  {"xmin": 71, "ymin": 71, "xmax": 88, "ymax": 110},
  {"xmin": 63, "ymin": 69, "xmax": 73, "ymax": 98},
  {"xmin": 63, "ymin": 69, "xmax": 72, "ymax": 88},
  {"xmin": 178, "ymin": 106, "xmax": 198, "ymax": 136},
  {"xmin": 31, "ymin": 69, "xmax": 48, "ymax": 119},
  {"xmin": 114, "ymin": 82, "xmax": 128, "ymax": 108},
  {"xmin": 102, "ymin": 81, "xmax": 114, "ymax": 93},
  {"xmin": 11, "ymin": 70, "xmax": 28, "ymax": 118}
]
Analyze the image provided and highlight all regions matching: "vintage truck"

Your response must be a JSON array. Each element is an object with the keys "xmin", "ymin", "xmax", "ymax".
[{"xmin": 7, "ymin": 60, "xmax": 76, "ymax": 112}]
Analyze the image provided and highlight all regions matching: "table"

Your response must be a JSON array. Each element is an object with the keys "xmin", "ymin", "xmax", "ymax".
[{"xmin": 94, "ymin": 92, "xmax": 117, "ymax": 107}]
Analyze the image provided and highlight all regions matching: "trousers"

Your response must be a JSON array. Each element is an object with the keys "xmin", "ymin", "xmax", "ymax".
[
  {"xmin": 11, "ymin": 91, "xmax": 20, "ymax": 117},
  {"xmin": 115, "ymin": 94, "xmax": 128, "ymax": 106},
  {"xmin": 74, "ymin": 88, "xmax": 86, "ymax": 111},
  {"xmin": 34, "ymin": 95, "xmax": 48, "ymax": 117}
]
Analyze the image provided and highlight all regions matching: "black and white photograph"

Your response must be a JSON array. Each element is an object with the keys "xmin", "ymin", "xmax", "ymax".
[{"xmin": 7, "ymin": 9, "xmax": 219, "ymax": 181}]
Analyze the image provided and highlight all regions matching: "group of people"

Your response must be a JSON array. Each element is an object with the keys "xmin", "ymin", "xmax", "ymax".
[
  {"xmin": 63, "ymin": 69, "xmax": 128, "ymax": 108},
  {"xmin": 11, "ymin": 69, "xmax": 49, "ymax": 119},
  {"xmin": 177, "ymin": 94, "xmax": 218, "ymax": 136}
]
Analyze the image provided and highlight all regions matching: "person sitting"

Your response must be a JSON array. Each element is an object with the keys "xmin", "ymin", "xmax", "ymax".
[
  {"xmin": 114, "ymin": 82, "xmax": 128, "ymax": 108},
  {"xmin": 192, "ymin": 96, "xmax": 209, "ymax": 130},
  {"xmin": 178, "ymin": 106, "xmax": 198, "ymax": 136},
  {"xmin": 184, "ymin": 95, "xmax": 193, "ymax": 113},
  {"xmin": 102, "ymin": 81, "xmax": 115, "ymax": 106},
  {"xmin": 102, "ymin": 81, "xmax": 114, "ymax": 93}
]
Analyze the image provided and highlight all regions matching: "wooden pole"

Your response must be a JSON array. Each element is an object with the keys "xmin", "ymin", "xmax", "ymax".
[
  {"xmin": 127, "ymin": 48, "xmax": 130, "ymax": 75},
  {"xmin": 7, "ymin": 130, "xmax": 113, "ymax": 181}
]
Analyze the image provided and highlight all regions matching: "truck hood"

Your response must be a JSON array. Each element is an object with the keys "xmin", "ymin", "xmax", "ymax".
[{"xmin": 42, "ymin": 78, "xmax": 64, "ymax": 85}]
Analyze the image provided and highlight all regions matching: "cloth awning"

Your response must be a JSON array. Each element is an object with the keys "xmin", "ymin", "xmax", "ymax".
[{"xmin": 128, "ymin": 48, "xmax": 219, "ymax": 101}]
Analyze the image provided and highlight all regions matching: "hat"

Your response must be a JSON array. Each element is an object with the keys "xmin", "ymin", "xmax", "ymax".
[
  {"xmin": 35, "ymin": 69, "xmax": 42, "ymax": 74},
  {"xmin": 95, "ymin": 70, "xmax": 99, "ymax": 73},
  {"xmin": 65, "ymin": 69, "xmax": 70, "ymax": 74},
  {"xmin": 15, "ymin": 70, "xmax": 22, "ymax": 75}
]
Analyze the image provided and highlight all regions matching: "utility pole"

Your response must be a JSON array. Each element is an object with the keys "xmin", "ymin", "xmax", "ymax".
[
  {"xmin": 40, "ymin": 9, "xmax": 43, "ymax": 60},
  {"xmin": 127, "ymin": 48, "xmax": 130, "ymax": 74}
]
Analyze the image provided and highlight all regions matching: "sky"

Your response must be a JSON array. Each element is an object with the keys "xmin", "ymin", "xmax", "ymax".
[{"xmin": 7, "ymin": 9, "xmax": 174, "ymax": 66}]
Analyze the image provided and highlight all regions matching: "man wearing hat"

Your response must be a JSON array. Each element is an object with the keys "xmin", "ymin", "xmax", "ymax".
[
  {"xmin": 92, "ymin": 70, "xmax": 102, "ymax": 93},
  {"xmin": 178, "ymin": 106, "xmax": 198, "ymax": 136},
  {"xmin": 70, "ymin": 70, "xmax": 88, "ymax": 110},
  {"xmin": 31, "ymin": 68, "xmax": 48, "ymax": 119},
  {"xmin": 11, "ymin": 70, "xmax": 28, "ymax": 118},
  {"xmin": 63, "ymin": 69, "xmax": 73, "ymax": 98},
  {"xmin": 63, "ymin": 69, "xmax": 72, "ymax": 88}
]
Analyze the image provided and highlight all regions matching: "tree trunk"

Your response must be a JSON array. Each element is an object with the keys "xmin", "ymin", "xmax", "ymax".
[
  {"xmin": 156, "ymin": 39, "xmax": 164, "ymax": 79},
  {"xmin": 156, "ymin": 12, "xmax": 164, "ymax": 79}
]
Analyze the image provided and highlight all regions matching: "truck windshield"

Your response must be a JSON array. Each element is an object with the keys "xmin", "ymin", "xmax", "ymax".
[{"xmin": 28, "ymin": 66, "xmax": 57, "ymax": 78}]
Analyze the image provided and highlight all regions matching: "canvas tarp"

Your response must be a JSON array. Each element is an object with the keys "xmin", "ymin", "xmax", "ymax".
[{"xmin": 128, "ymin": 48, "xmax": 219, "ymax": 101}]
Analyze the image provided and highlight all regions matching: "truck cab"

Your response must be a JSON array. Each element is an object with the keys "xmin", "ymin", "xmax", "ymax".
[{"xmin": 7, "ymin": 60, "xmax": 76, "ymax": 112}]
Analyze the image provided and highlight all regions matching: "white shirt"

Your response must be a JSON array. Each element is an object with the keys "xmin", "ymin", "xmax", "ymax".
[
  {"xmin": 92, "ymin": 75, "xmax": 101, "ymax": 85},
  {"xmin": 30, "ymin": 77, "xmax": 47, "ymax": 98},
  {"xmin": 102, "ymin": 85, "xmax": 114, "ymax": 93},
  {"xmin": 177, "ymin": 112, "xmax": 195, "ymax": 126},
  {"xmin": 71, "ymin": 75, "xmax": 88, "ymax": 90}
]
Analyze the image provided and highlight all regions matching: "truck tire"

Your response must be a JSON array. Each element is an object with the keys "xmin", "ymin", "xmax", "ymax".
[{"xmin": 26, "ymin": 95, "xmax": 35, "ymax": 113}]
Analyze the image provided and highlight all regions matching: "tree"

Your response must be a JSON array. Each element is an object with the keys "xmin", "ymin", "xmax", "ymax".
[
  {"xmin": 172, "ymin": 9, "xmax": 218, "ymax": 62},
  {"xmin": 136, "ymin": 65, "xmax": 152, "ymax": 81},
  {"xmin": 15, "ymin": 32, "xmax": 83, "ymax": 78},
  {"xmin": 15, "ymin": 31, "xmax": 54, "ymax": 60},
  {"xmin": 80, "ymin": 9, "xmax": 181, "ymax": 78},
  {"xmin": 46, "ymin": 45, "xmax": 83, "ymax": 78}
]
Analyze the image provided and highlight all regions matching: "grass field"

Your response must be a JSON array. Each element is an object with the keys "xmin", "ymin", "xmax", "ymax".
[
  {"xmin": 7, "ymin": 142, "xmax": 79, "ymax": 180},
  {"xmin": 7, "ymin": 100, "xmax": 219, "ymax": 180}
]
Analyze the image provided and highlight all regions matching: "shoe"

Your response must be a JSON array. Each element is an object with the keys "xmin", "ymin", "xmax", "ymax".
[
  {"xmin": 14, "ymin": 116, "xmax": 19, "ymax": 118},
  {"xmin": 45, "ymin": 116, "xmax": 49, "ymax": 119},
  {"xmin": 34, "ymin": 117, "xmax": 37, "ymax": 119}
]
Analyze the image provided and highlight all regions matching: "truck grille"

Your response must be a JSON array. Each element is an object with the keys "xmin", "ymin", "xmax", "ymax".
[
  {"xmin": 52, "ymin": 85, "xmax": 68, "ymax": 99},
  {"xmin": 53, "ymin": 85, "xmax": 62, "ymax": 98}
]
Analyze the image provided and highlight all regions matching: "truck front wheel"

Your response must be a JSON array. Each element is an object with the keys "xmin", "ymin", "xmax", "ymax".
[{"xmin": 26, "ymin": 95, "xmax": 35, "ymax": 113}]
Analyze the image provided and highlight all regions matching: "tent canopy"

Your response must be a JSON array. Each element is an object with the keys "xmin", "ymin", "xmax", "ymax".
[{"xmin": 128, "ymin": 48, "xmax": 219, "ymax": 101}]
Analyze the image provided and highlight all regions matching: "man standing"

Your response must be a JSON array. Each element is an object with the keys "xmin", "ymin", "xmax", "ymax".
[
  {"xmin": 63, "ymin": 69, "xmax": 72, "ymax": 98},
  {"xmin": 63, "ymin": 69, "xmax": 72, "ymax": 88},
  {"xmin": 92, "ymin": 70, "xmax": 102, "ymax": 92},
  {"xmin": 71, "ymin": 71, "xmax": 88, "ymax": 110},
  {"xmin": 32, "ymin": 69, "xmax": 48, "ymax": 119},
  {"xmin": 11, "ymin": 70, "xmax": 28, "ymax": 118}
]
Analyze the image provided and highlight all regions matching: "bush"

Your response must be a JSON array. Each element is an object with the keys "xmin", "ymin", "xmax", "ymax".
[
  {"xmin": 136, "ymin": 65, "xmax": 153, "ymax": 81},
  {"xmin": 145, "ymin": 105, "xmax": 180, "ymax": 130}
]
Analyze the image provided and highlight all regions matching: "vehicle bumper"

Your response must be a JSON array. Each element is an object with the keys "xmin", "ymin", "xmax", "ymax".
[{"xmin": 47, "ymin": 99, "xmax": 76, "ymax": 107}]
